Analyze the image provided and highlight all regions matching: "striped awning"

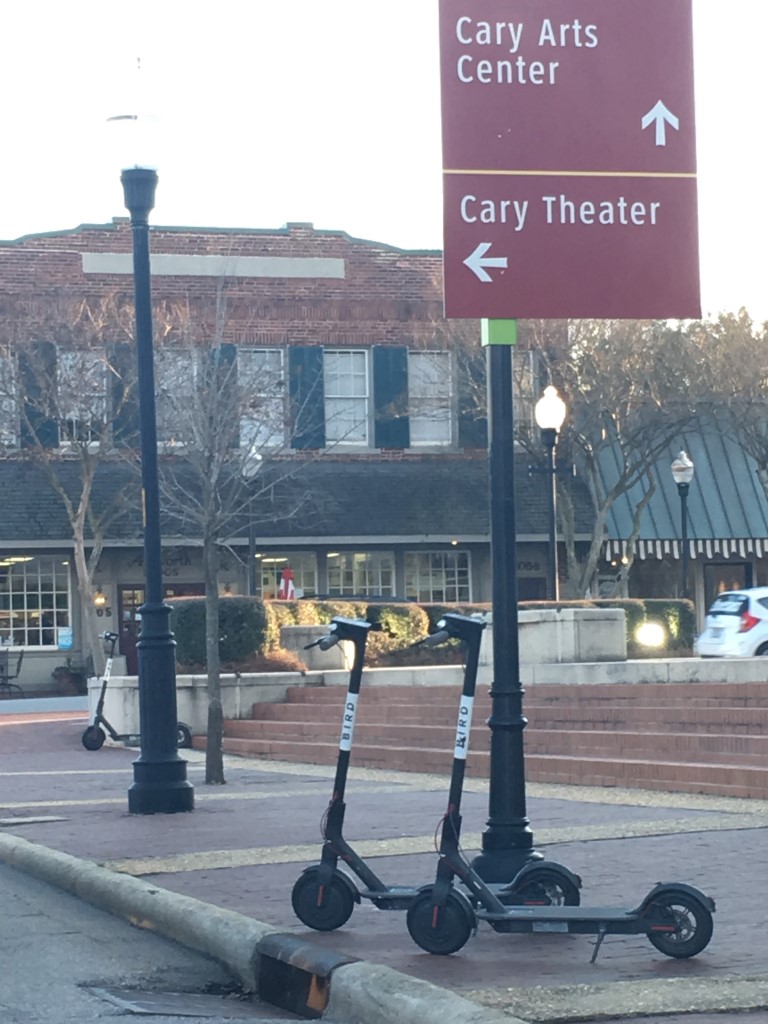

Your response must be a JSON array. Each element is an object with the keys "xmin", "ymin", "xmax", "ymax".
[{"xmin": 604, "ymin": 538, "xmax": 768, "ymax": 561}]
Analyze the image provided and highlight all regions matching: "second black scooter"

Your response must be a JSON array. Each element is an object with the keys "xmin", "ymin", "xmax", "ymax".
[
  {"xmin": 291, "ymin": 614, "xmax": 581, "ymax": 932},
  {"xmin": 405, "ymin": 618, "xmax": 716, "ymax": 960}
]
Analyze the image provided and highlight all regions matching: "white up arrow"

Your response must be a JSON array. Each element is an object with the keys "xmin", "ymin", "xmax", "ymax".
[
  {"xmin": 463, "ymin": 242, "xmax": 508, "ymax": 283},
  {"xmin": 641, "ymin": 100, "xmax": 680, "ymax": 146}
]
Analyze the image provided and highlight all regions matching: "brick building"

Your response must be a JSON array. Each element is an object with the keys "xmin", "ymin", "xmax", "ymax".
[{"xmin": 0, "ymin": 220, "xmax": 593, "ymax": 686}]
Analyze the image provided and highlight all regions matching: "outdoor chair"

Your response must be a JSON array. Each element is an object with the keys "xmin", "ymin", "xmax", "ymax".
[{"xmin": 0, "ymin": 649, "xmax": 24, "ymax": 697}]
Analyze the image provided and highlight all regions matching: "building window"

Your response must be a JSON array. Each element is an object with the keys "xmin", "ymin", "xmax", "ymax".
[
  {"xmin": 405, "ymin": 550, "xmax": 472, "ymax": 603},
  {"xmin": 0, "ymin": 555, "xmax": 71, "ymax": 647},
  {"xmin": 238, "ymin": 348, "xmax": 285, "ymax": 448},
  {"xmin": 409, "ymin": 351, "xmax": 452, "ymax": 445},
  {"xmin": 155, "ymin": 349, "xmax": 196, "ymax": 445},
  {"xmin": 327, "ymin": 551, "xmax": 395, "ymax": 596},
  {"xmin": 0, "ymin": 351, "xmax": 18, "ymax": 446},
  {"xmin": 257, "ymin": 553, "xmax": 317, "ymax": 599},
  {"xmin": 324, "ymin": 349, "xmax": 369, "ymax": 445},
  {"xmin": 58, "ymin": 350, "xmax": 107, "ymax": 445}
]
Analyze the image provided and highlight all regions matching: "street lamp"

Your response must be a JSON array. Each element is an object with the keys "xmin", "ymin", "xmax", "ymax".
[
  {"xmin": 241, "ymin": 448, "xmax": 263, "ymax": 597},
  {"xmin": 671, "ymin": 450, "xmax": 695, "ymax": 601},
  {"xmin": 534, "ymin": 386, "xmax": 567, "ymax": 601},
  {"xmin": 470, "ymin": 333, "xmax": 540, "ymax": 882},
  {"xmin": 114, "ymin": 115, "xmax": 194, "ymax": 814}
]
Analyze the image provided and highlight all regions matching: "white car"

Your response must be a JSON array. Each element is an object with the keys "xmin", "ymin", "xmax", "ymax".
[{"xmin": 696, "ymin": 587, "xmax": 768, "ymax": 657}]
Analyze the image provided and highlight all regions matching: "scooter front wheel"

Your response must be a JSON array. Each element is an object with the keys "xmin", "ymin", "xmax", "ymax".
[
  {"xmin": 406, "ymin": 888, "xmax": 474, "ymax": 955},
  {"xmin": 82, "ymin": 725, "xmax": 106, "ymax": 751},
  {"xmin": 291, "ymin": 868, "xmax": 356, "ymax": 931},
  {"xmin": 646, "ymin": 889, "xmax": 714, "ymax": 959}
]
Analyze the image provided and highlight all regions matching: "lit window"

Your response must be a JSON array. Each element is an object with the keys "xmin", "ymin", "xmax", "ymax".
[
  {"xmin": 58, "ymin": 350, "xmax": 107, "ymax": 445},
  {"xmin": 0, "ymin": 555, "xmax": 71, "ymax": 647},
  {"xmin": 409, "ymin": 351, "xmax": 452, "ymax": 445},
  {"xmin": 238, "ymin": 349, "xmax": 285, "ymax": 448},
  {"xmin": 324, "ymin": 350, "xmax": 369, "ymax": 445},
  {"xmin": 257, "ymin": 553, "xmax": 317, "ymax": 599},
  {"xmin": 327, "ymin": 552, "xmax": 394, "ymax": 597},
  {"xmin": 404, "ymin": 551, "xmax": 471, "ymax": 603}
]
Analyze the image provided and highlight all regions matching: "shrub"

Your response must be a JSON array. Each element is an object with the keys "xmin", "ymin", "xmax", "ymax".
[
  {"xmin": 643, "ymin": 599, "xmax": 696, "ymax": 651},
  {"xmin": 364, "ymin": 603, "xmax": 430, "ymax": 661},
  {"xmin": 169, "ymin": 596, "xmax": 267, "ymax": 666}
]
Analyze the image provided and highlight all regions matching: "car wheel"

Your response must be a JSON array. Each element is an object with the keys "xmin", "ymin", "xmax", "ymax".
[{"xmin": 755, "ymin": 644, "xmax": 768, "ymax": 656}]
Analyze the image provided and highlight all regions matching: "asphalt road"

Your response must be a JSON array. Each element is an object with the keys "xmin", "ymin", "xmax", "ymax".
[{"xmin": 0, "ymin": 861, "xmax": 301, "ymax": 1023}]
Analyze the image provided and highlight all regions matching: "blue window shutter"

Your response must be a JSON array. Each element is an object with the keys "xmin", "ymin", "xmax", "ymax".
[
  {"xmin": 458, "ymin": 348, "xmax": 488, "ymax": 449},
  {"xmin": 208, "ymin": 344, "xmax": 239, "ymax": 447},
  {"xmin": 20, "ymin": 342, "xmax": 58, "ymax": 448},
  {"xmin": 289, "ymin": 347, "xmax": 325, "ymax": 449},
  {"xmin": 373, "ymin": 346, "xmax": 409, "ymax": 448},
  {"xmin": 109, "ymin": 343, "xmax": 139, "ymax": 447}
]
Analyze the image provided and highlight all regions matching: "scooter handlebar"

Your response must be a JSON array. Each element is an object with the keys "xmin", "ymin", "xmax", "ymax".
[
  {"xmin": 303, "ymin": 634, "xmax": 341, "ymax": 651},
  {"xmin": 413, "ymin": 628, "xmax": 451, "ymax": 649}
]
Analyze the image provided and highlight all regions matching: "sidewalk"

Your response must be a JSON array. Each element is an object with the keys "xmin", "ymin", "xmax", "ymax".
[{"xmin": 1, "ymin": 704, "xmax": 767, "ymax": 1023}]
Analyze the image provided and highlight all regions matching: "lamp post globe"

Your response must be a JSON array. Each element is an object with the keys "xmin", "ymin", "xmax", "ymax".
[
  {"xmin": 112, "ymin": 113, "xmax": 194, "ymax": 814},
  {"xmin": 534, "ymin": 386, "xmax": 567, "ymax": 602},
  {"xmin": 671, "ymin": 451, "xmax": 695, "ymax": 602}
]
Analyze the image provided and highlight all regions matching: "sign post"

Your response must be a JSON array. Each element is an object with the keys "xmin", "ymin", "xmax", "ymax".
[{"xmin": 439, "ymin": 1, "xmax": 699, "ymax": 881}]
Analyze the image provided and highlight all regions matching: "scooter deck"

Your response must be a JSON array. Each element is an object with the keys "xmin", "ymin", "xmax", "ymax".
[{"xmin": 480, "ymin": 905, "xmax": 658, "ymax": 936}]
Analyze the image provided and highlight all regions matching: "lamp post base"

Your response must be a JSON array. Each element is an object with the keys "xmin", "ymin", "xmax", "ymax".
[
  {"xmin": 471, "ymin": 839, "xmax": 543, "ymax": 883},
  {"xmin": 128, "ymin": 759, "xmax": 195, "ymax": 815}
]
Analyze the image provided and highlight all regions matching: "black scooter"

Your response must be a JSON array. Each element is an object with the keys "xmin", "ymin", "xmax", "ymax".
[
  {"xmin": 82, "ymin": 632, "xmax": 192, "ymax": 751},
  {"xmin": 291, "ymin": 614, "xmax": 581, "ymax": 932},
  {"xmin": 405, "ymin": 618, "xmax": 716, "ymax": 960}
]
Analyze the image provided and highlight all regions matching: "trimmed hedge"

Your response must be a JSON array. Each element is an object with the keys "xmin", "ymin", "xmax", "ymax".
[{"xmin": 168, "ymin": 596, "xmax": 268, "ymax": 666}]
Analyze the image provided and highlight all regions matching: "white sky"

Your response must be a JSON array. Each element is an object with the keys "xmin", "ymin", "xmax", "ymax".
[{"xmin": 0, "ymin": 1, "xmax": 765, "ymax": 320}]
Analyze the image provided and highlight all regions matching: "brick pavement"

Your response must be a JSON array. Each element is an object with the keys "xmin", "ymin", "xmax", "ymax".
[{"xmin": 1, "ymin": 710, "xmax": 768, "ymax": 1021}]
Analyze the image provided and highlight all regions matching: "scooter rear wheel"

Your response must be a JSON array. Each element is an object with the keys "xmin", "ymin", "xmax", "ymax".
[
  {"xmin": 176, "ymin": 723, "xmax": 193, "ymax": 749},
  {"xmin": 646, "ymin": 889, "xmax": 714, "ymax": 958},
  {"xmin": 291, "ymin": 868, "xmax": 356, "ymax": 931},
  {"xmin": 511, "ymin": 867, "xmax": 581, "ymax": 907},
  {"xmin": 406, "ymin": 888, "xmax": 474, "ymax": 955},
  {"xmin": 82, "ymin": 725, "xmax": 106, "ymax": 751}
]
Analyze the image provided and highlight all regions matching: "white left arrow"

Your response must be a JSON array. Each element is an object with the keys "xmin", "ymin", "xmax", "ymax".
[
  {"xmin": 641, "ymin": 100, "xmax": 680, "ymax": 146},
  {"xmin": 463, "ymin": 242, "xmax": 508, "ymax": 283}
]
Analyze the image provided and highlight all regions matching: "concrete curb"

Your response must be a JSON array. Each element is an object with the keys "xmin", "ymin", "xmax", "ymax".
[{"xmin": 0, "ymin": 833, "xmax": 516, "ymax": 1024}]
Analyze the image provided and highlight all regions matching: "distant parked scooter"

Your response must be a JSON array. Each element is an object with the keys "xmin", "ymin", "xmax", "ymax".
[{"xmin": 81, "ymin": 632, "xmax": 192, "ymax": 751}]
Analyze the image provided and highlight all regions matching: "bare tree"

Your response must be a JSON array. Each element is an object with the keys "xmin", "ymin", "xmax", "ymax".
[
  {"xmin": 0, "ymin": 294, "xmax": 140, "ymax": 674},
  {"xmin": 151, "ymin": 290, "xmax": 319, "ymax": 785}
]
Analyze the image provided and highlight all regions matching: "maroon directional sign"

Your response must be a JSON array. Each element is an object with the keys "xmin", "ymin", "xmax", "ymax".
[{"xmin": 439, "ymin": 0, "xmax": 700, "ymax": 319}]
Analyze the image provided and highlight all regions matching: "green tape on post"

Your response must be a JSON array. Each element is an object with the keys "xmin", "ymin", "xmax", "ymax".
[{"xmin": 481, "ymin": 319, "xmax": 517, "ymax": 346}]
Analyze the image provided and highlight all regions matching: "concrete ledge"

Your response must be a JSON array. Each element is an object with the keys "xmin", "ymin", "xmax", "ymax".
[{"xmin": 0, "ymin": 832, "xmax": 521, "ymax": 1024}]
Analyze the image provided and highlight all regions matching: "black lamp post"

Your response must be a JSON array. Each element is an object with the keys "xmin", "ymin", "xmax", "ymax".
[
  {"xmin": 117, "ymin": 132, "xmax": 194, "ymax": 814},
  {"xmin": 671, "ymin": 450, "xmax": 695, "ymax": 601},
  {"xmin": 534, "ymin": 386, "xmax": 567, "ymax": 601},
  {"xmin": 470, "ymin": 338, "xmax": 540, "ymax": 882}
]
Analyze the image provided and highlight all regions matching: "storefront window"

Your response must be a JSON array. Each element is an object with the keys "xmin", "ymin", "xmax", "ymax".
[
  {"xmin": 327, "ymin": 551, "xmax": 394, "ymax": 597},
  {"xmin": 0, "ymin": 555, "xmax": 71, "ymax": 647},
  {"xmin": 258, "ymin": 553, "xmax": 318, "ymax": 599},
  {"xmin": 404, "ymin": 550, "xmax": 471, "ymax": 603}
]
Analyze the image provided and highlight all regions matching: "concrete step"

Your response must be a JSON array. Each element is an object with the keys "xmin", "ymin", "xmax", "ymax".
[
  {"xmin": 284, "ymin": 681, "xmax": 768, "ymax": 707},
  {"xmin": 209, "ymin": 733, "xmax": 768, "ymax": 800},
  {"xmin": 199, "ymin": 678, "xmax": 768, "ymax": 800},
  {"xmin": 225, "ymin": 718, "xmax": 768, "ymax": 765},
  {"xmin": 250, "ymin": 699, "xmax": 768, "ymax": 735}
]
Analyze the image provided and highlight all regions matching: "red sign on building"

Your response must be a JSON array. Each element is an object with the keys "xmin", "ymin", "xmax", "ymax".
[{"xmin": 439, "ymin": 0, "xmax": 700, "ymax": 319}]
